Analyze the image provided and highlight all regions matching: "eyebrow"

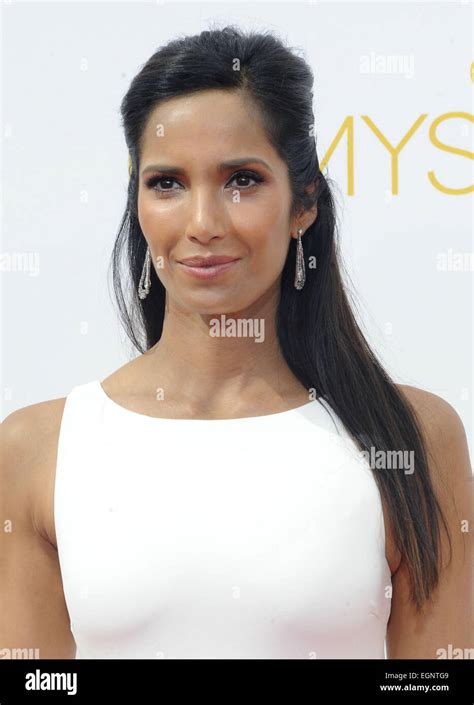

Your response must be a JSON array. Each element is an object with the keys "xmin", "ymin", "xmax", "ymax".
[{"xmin": 141, "ymin": 157, "xmax": 273, "ymax": 177}]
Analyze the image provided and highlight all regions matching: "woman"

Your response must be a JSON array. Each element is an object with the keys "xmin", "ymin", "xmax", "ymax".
[{"xmin": 1, "ymin": 26, "xmax": 471, "ymax": 660}]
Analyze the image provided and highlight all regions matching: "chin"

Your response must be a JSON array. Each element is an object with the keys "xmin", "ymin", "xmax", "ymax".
[{"xmin": 184, "ymin": 297, "xmax": 250, "ymax": 317}]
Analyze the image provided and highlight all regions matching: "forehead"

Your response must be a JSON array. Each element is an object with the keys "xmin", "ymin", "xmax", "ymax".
[{"xmin": 139, "ymin": 89, "xmax": 283, "ymax": 169}]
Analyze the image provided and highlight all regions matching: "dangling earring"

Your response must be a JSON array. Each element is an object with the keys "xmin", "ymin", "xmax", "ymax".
[
  {"xmin": 138, "ymin": 246, "xmax": 151, "ymax": 300},
  {"xmin": 294, "ymin": 227, "xmax": 305, "ymax": 290}
]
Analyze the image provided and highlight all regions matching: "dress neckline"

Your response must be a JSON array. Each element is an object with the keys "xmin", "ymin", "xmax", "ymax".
[{"xmin": 94, "ymin": 379, "xmax": 322, "ymax": 423}]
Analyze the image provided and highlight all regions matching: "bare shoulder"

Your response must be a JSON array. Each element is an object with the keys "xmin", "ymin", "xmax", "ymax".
[
  {"xmin": 386, "ymin": 389, "xmax": 473, "ymax": 657},
  {"xmin": 2, "ymin": 395, "xmax": 67, "ymax": 436},
  {"xmin": 396, "ymin": 383, "xmax": 463, "ymax": 422},
  {"xmin": 2, "ymin": 396, "xmax": 68, "ymax": 469},
  {"xmin": 1, "ymin": 397, "xmax": 77, "ymax": 658},
  {"xmin": 1, "ymin": 395, "xmax": 68, "ymax": 546},
  {"xmin": 390, "ymin": 383, "xmax": 472, "ymax": 572},
  {"xmin": 396, "ymin": 383, "xmax": 470, "ymax": 462}
]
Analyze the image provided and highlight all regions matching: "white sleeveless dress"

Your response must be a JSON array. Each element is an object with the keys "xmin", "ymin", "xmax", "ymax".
[{"xmin": 54, "ymin": 380, "xmax": 392, "ymax": 659}]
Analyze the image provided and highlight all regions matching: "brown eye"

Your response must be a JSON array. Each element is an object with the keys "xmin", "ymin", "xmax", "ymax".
[
  {"xmin": 145, "ymin": 170, "xmax": 264, "ymax": 193},
  {"xmin": 146, "ymin": 176, "xmax": 180, "ymax": 192},
  {"xmin": 227, "ymin": 170, "xmax": 264, "ymax": 189}
]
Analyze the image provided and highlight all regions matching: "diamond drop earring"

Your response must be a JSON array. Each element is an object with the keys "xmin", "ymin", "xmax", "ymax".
[
  {"xmin": 138, "ymin": 246, "xmax": 151, "ymax": 300},
  {"xmin": 294, "ymin": 228, "xmax": 305, "ymax": 290}
]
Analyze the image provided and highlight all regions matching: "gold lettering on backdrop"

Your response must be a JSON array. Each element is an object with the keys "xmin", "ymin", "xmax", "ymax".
[
  {"xmin": 428, "ymin": 112, "xmax": 474, "ymax": 195},
  {"xmin": 317, "ymin": 114, "xmax": 472, "ymax": 196},
  {"xmin": 362, "ymin": 115, "xmax": 427, "ymax": 195}
]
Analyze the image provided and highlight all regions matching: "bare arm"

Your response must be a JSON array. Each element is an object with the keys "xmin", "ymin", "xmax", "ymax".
[
  {"xmin": 0, "ymin": 405, "xmax": 76, "ymax": 659},
  {"xmin": 387, "ymin": 386, "xmax": 473, "ymax": 658}
]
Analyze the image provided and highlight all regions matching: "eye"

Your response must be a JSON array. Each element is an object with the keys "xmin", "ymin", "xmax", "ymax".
[
  {"xmin": 145, "ymin": 176, "xmax": 181, "ymax": 192},
  {"xmin": 226, "ymin": 170, "xmax": 264, "ymax": 189},
  {"xmin": 144, "ymin": 170, "xmax": 264, "ymax": 194}
]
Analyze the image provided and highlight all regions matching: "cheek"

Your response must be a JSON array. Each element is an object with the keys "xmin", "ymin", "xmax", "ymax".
[
  {"xmin": 241, "ymin": 231, "xmax": 290, "ymax": 286},
  {"xmin": 138, "ymin": 193, "xmax": 163, "ymax": 236},
  {"xmin": 137, "ymin": 198, "xmax": 180, "ymax": 269},
  {"xmin": 231, "ymin": 183, "xmax": 289, "ymax": 221},
  {"xmin": 137, "ymin": 193, "xmax": 151, "ymax": 235},
  {"xmin": 229, "ymin": 191, "xmax": 291, "ymax": 248}
]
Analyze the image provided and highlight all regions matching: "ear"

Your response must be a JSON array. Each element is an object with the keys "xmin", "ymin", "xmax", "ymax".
[
  {"xmin": 291, "ymin": 204, "xmax": 318, "ymax": 239},
  {"xmin": 301, "ymin": 201, "xmax": 318, "ymax": 232},
  {"xmin": 291, "ymin": 182, "xmax": 318, "ymax": 239}
]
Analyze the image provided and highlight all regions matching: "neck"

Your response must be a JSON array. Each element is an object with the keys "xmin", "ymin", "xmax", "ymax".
[{"xmin": 139, "ymin": 291, "xmax": 305, "ymax": 412}]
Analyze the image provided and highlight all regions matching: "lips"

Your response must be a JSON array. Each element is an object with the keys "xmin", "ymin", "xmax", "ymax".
[
  {"xmin": 177, "ymin": 255, "xmax": 240, "ymax": 268},
  {"xmin": 176, "ymin": 256, "xmax": 241, "ymax": 280}
]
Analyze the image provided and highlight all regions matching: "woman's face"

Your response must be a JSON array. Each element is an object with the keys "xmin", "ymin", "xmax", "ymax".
[{"xmin": 137, "ymin": 89, "xmax": 313, "ymax": 315}]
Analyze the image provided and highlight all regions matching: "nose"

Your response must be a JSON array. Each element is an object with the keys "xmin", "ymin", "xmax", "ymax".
[{"xmin": 183, "ymin": 184, "xmax": 227, "ymax": 243}]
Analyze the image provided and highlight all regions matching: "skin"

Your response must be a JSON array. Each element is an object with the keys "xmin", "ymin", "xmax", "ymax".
[
  {"xmin": 132, "ymin": 88, "xmax": 317, "ymax": 418},
  {"xmin": 384, "ymin": 388, "xmax": 473, "ymax": 658},
  {"xmin": 0, "ymin": 89, "xmax": 472, "ymax": 659}
]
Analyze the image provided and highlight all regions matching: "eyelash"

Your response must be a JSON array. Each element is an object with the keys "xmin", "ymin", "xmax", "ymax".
[{"xmin": 144, "ymin": 170, "xmax": 264, "ymax": 194}]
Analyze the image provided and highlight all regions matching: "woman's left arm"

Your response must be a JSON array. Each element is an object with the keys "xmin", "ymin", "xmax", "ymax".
[{"xmin": 386, "ymin": 386, "xmax": 473, "ymax": 659}]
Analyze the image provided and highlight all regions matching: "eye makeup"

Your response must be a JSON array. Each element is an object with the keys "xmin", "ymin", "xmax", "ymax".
[{"xmin": 144, "ymin": 169, "xmax": 265, "ymax": 194}]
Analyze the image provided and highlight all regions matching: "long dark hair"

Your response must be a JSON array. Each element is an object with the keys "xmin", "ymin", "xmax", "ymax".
[{"xmin": 111, "ymin": 24, "xmax": 451, "ymax": 611}]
